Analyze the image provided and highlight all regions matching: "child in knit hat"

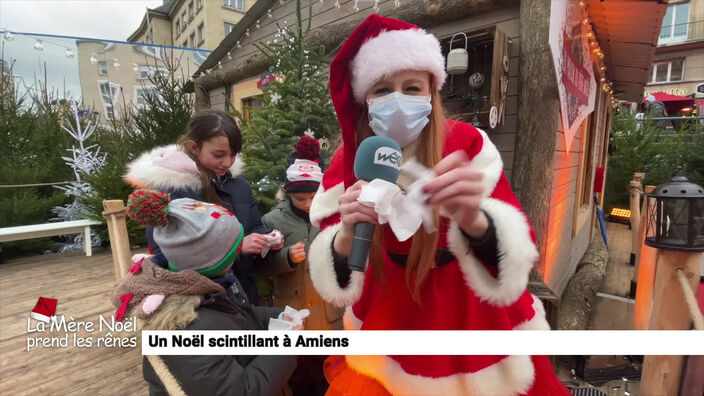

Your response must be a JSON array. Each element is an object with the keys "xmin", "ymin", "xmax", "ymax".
[
  {"xmin": 260, "ymin": 134, "xmax": 343, "ymax": 396},
  {"xmin": 112, "ymin": 190, "xmax": 299, "ymax": 396}
]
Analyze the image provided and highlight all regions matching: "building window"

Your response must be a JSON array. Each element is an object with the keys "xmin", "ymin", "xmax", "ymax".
[
  {"xmin": 181, "ymin": 12, "xmax": 187, "ymax": 28},
  {"xmin": 175, "ymin": 20, "xmax": 181, "ymax": 36},
  {"xmin": 197, "ymin": 23, "xmax": 205, "ymax": 46},
  {"xmin": 98, "ymin": 81, "xmax": 121, "ymax": 120},
  {"xmin": 134, "ymin": 86, "xmax": 159, "ymax": 107},
  {"xmin": 137, "ymin": 66, "xmax": 168, "ymax": 80},
  {"xmin": 242, "ymin": 97, "xmax": 263, "ymax": 121},
  {"xmin": 190, "ymin": 32, "xmax": 196, "ymax": 48},
  {"xmin": 182, "ymin": 40, "xmax": 188, "ymax": 48},
  {"xmin": 223, "ymin": 0, "xmax": 244, "ymax": 12},
  {"xmin": 659, "ymin": 3, "xmax": 690, "ymax": 44},
  {"xmin": 98, "ymin": 61, "xmax": 108, "ymax": 75},
  {"xmin": 651, "ymin": 60, "xmax": 684, "ymax": 83},
  {"xmin": 197, "ymin": 0, "xmax": 204, "ymax": 11},
  {"xmin": 224, "ymin": 22, "xmax": 235, "ymax": 36},
  {"xmin": 188, "ymin": 1, "xmax": 194, "ymax": 20}
]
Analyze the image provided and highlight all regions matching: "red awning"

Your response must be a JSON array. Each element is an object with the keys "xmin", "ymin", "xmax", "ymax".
[{"xmin": 643, "ymin": 91, "xmax": 694, "ymax": 114}]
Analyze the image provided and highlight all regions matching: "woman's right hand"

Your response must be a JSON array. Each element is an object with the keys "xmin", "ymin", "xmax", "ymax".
[
  {"xmin": 241, "ymin": 233, "xmax": 268, "ymax": 255},
  {"xmin": 334, "ymin": 180, "xmax": 379, "ymax": 256}
]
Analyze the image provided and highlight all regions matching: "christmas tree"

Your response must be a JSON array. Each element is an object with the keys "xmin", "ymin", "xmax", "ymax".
[{"xmin": 238, "ymin": 0, "xmax": 338, "ymax": 213}]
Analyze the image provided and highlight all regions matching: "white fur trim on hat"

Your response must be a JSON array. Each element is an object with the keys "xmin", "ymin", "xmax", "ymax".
[
  {"xmin": 308, "ymin": 222, "xmax": 366, "ymax": 307},
  {"xmin": 446, "ymin": 197, "xmax": 538, "ymax": 307},
  {"xmin": 469, "ymin": 128, "xmax": 503, "ymax": 197},
  {"xmin": 345, "ymin": 354, "xmax": 535, "ymax": 396},
  {"xmin": 351, "ymin": 29, "xmax": 447, "ymax": 103}
]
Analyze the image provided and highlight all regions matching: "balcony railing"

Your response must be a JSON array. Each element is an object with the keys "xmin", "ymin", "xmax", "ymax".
[{"xmin": 658, "ymin": 20, "xmax": 704, "ymax": 46}]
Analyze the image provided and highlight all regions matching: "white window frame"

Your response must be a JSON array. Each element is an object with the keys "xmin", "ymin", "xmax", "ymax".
[
  {"xmin": 659, "ymin": 3, "xmax": 690, "ymax": 45},
  {"xmin": 175, "ymin": 20, "xmax": 181, "ymax": 37},
  {"xmin": 650, "ymin": 59, "xmax": 685, "ymax": 83},
  {"xmin": 137, "ymin": 66, "xmax": 168, "ymax": 80},
  {"xmin": 181, "ymin": 12, "xmax": 187, "ymax": 29},
  {"xmin": 134, "ymin": 85, "xmax": 159, "ymax": 108},
  {"xmin": 224, "ymin": 22, "xmax": 235, "ymax": 37},
  {"xmin": 98, "ymin": 81, "xmax": 121, "ymax": 120},
  {"xmin": 223, "ymin": 0, "xmax": 244, "ymax": 12},
  {"xmin": 197, "ymin": 23, "xmax": 205, "ymax": 45},
  {"xmin": 188, "ymin": 1, "xmax": 194, "ymax": 20},
  {"xmin": 98, "ymin": 61, "xmax": 108, "ymax": 76},
  {"xmin": 197, "ymin": 0, "xmax": 204, "ymax": 11}
]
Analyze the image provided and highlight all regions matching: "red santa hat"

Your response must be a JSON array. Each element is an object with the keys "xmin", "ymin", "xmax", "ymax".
[
  {"xmin": 30, "ymin": 297, "xmax": 57, "ymax": 323},
  {"xmin": 329, "ymin": 14, "xmax": 447, "ymax": 188},
  {"xmin": 284, "ymin": 134, "xmax": 324, "ymax": 193}
]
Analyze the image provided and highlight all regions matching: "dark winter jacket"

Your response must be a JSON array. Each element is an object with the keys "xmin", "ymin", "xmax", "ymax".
[
  {"xmin": 125, "ymin": 144, "xmax": 272, "ymax": 304},
  {"xmin": 261, "ymin": 199, "xmax": 344, "ymax": 330},
  {"xmin": 141, "ymin": 280, "xmax": 296, "ymax": 396}
]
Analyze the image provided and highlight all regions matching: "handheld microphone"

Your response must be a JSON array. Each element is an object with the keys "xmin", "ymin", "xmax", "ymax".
[{"xmin": 347, "ymin": 136, "xmax": 402, "ymax": 272}]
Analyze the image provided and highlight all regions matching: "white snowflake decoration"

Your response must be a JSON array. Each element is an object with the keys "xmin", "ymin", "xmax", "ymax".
[
  {"xmin": 303, "ymin": 128, "xmax": 315, "ymax": 138},
  {"xmin": 51, "ymin": 103, "xmax": 106, "ymax": 252},
  {"xmin": 270, "ymin": 92, "xmax": 282, "ymax": 105}
]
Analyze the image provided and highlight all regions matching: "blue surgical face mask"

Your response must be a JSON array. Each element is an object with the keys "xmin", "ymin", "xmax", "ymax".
[{"xmin": 367, "ymin": 92, "xmax": 432, "ymax": 148}]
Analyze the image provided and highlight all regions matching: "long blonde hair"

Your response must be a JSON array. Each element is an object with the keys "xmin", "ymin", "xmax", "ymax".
[{"xmin": 356, "ymin": 89, "xmax": 447, "ymax": 300}]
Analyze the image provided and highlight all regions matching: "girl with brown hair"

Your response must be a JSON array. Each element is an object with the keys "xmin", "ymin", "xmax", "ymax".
[{"xmin": 125, "ymin": 109, "xmax": 282, "ymax": 304}]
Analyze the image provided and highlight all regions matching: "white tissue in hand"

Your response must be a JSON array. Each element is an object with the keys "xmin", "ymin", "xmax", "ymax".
[
  {"xmin": 402, "ymin": 160, "xmax": 437, "ymax": 234},
  {"xmin": 260, "ymin": 230, "xmax": 283, "ymax": 257},
  {"xmin": 358, "ymin": 179, "xmax": 423, "ymax": 242},
  {"xmin": 267, "ymin": 305, "xmax": 310, "ymax": 330}
]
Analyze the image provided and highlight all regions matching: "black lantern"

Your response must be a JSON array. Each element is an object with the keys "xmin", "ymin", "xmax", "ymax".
[{"xmin": 644, "ymin": 172, "xmax": 704, "ymax": 251}]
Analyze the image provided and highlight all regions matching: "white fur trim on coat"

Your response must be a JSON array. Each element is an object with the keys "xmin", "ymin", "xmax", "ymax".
[
  {"xmin": 124, "ymin": 144, "xmax": 244, "ymax": 192},
  {"xmin": 308, "ymin": 222, "xmax": 365, "ymax": 307},
  {"xmin": 514, "ymin": 294, "xmax": 551, "ymax": 331},
  {"xmin": 310, "ymin": 182, "xmax": 344, "ymax": 227},
  {"xmin": 446, "ymin": 198, "xmax": 538, "ymax": 307},
  {"xmin": 345, "ymin": 354, "xmax": 535, "ymax": 396},
  {"xmin": 468, "ymin": 128, "xmax": 503, "ymax": 197},
  {"xmin": 351, "ymin": 29, "xmax": 447, "ymax": 103}
]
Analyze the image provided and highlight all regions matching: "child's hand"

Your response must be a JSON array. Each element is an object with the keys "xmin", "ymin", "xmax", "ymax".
[
  {"xmin": 282, "ymin": 314, "xmax": 305, "ymax": 330},
  {"xmin": 241, "ymin": 233, "xmax": 268, "ymax": 254},
  {"xmin": 289, "ymin": 242, "xmax": 306, "ymax": 263}
]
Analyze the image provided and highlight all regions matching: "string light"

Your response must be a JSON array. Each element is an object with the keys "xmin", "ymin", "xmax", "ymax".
[
  {"xmin": 334, "ymin": 0, "xmax": 340, "ymax": 8},
  {"xmin": 218, "ymin": 61, "xmax": 223, "ymax": 70},
  {"xmin": 267, "ymin": 9, "xmax": 273, "ymax": 18},
  {"xmin": 237, "ymin": 40, "xmax": 242, "ymax": 48},
  {"xmin": 353, "ymin": 0, "xmax": 359, "ymax": 12},
  {"xmin": 579, "ymin": 1, "xmax": 585, "ymax": 6},
  {"xmin": 374, "ymin": 0, "xmax": 379, "ymax": 11},
  {"xmin": 394, "ymin": 0, "xmax": 401, "ymax": 7},
  {"xmin": 582, "ymin": 18, "xmax": 589, "ymax": 25},
  {"xmin": 132, "ymin": 63, "xmax": 139, "ymax": 73},
  {"xmin": 256, "ymin": 19, "xmax": 261, "ymax": 29},
  {"xmin": 227, "ymin": 52, "xmax": 233, "ymax": 61},
  {"xmin": 245, "ymin": 28, "xmax": 250, "ymax": 37},
  {"xmin": 33, "ymin": 39, "xmax": 44, "ymax": 51}
]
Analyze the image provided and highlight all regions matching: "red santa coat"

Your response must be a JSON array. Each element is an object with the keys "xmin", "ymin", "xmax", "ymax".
[{"xmin": 307, "ymin": 120, "xmax": 569, "ymax": 395}]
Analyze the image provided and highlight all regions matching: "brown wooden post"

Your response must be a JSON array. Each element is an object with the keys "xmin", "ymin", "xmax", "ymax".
[
  {"xmin": 640, "ymin": 251, "xmax": 703, "ymax": 395},
  {"xmin": 633, "ymin": 186, "xmax": 657, "ymax": 330},
  {"xmin": 102, "ymin": 200, "xmax": 131, "ymax": 281}
]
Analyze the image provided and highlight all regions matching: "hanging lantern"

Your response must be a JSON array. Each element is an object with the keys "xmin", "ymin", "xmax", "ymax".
[
  {"xmin": 65, "ymin": 48, "xmax": 75, "ymax": 59},
  {"xmin": 33, "ymin": 40, "xmax": 44, "ymax": 51},
  {"xmin": 3, "ymin": 29, "xmax": 13, "ymax": 41},
  {"xmin": 446, "ymin": 32, "xmax": 469, "ymax": 75},
  {"xmin": 644, "ymin": 172, "xmax": 704, "ymax": 252},
  {"xmin": 90, "ymin": 53, "xmax": 98, "ymax": 65}
]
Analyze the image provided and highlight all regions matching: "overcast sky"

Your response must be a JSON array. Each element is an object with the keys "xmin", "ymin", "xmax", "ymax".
[{"xmin": 1, "ymin": 0, "xmax": 163, "ymax": 41}]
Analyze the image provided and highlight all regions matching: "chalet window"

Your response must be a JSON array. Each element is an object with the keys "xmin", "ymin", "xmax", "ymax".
[
  {"xmin": 241, "ymin": 97, "xmax": 263, "ymax": 121},
  {"xmin": 651, "ymin": 60, "xmax": 684, "ymax": 83},
  {"xmin": 223, "ymin": 0, "xmax": 244, "ymax": 12},
  {"xmin": 225, "ymin": 22, "xmax": 235, "ymax": 37},
  {"xmin": 659, "ymin": 3, "xmax": 689, "ymax": 44},
  {"xmin": 438, "ymin": 27, "xmax": 509, "ymax": 127}
]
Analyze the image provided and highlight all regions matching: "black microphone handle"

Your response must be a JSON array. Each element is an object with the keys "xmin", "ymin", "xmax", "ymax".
[{"xmin": 347, "ymin": 222, "xmax": 375, "ymax": 272}]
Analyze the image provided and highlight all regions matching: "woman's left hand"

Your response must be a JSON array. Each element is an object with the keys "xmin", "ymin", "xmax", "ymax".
[{"xmin": 423, "ymin": 150, "xmax": 489, "ymax": 238}]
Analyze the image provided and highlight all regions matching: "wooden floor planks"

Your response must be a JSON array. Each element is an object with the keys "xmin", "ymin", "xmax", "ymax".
[{"xmin": 0, "ymin": 249, "xmax": 147, "ymax": 395}]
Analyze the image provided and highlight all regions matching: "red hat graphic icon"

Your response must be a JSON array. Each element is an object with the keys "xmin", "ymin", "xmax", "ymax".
[{"xmin": 30, "ymin": 297, "xmax": 57, "ymax": 323}]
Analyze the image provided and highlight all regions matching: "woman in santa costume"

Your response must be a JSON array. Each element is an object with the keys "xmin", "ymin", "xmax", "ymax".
[{"xmin": 306, "ymin": 14, "xmax": 570, "ymax": 396}]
